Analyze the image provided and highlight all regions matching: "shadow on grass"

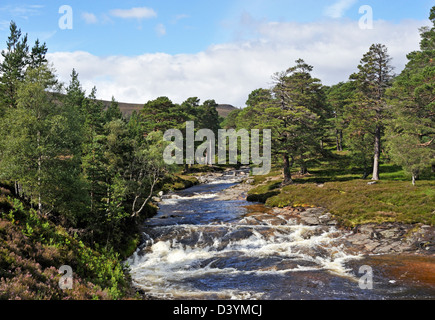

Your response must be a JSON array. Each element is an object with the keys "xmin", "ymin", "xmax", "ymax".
[
  {"xmin": 247, "ymin": 181, "xmax": 282, "ymax": 203},
  {"xmin": 292, "ymin": 163, "xmax": 414, "ymax": 184}
]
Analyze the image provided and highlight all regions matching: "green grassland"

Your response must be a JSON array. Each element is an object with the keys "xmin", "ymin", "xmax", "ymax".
[{"xmin": 247, "ymin": 153, "xmax": 435, "ymax": 228}]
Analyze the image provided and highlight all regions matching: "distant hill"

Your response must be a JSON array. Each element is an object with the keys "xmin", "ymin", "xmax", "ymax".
[
  {"xmin": 100, "ymin": 100, "xmax": 238, "ymax": 118},
  {"xmin": 216, "ymin": 104, "xmax": 238, "ymax": 118}
]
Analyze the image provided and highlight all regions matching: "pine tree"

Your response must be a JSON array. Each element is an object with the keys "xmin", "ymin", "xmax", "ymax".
[
  {"xmin": 239, "ymin": 60, "xmax": 322, "ymax": 184},
  {"xmin": 180, "ymin": 97, "xmax": 201, "ymax": 121},
  {"xmin": 80, "ymin": 88, "xmax": 108, "ymax": 223},
  {"xmin": 29, "ymin": 39, "xmax": 48, "ymax": 69},
  {"xmin": 343, "ymin": 92, "xmax": 377, "ymax": 178},
  {"xmin": 349, "ymin": 44, "xmax": 394, "ymax": 180},
  {"xmin": 105, "ymin": 96, "xmax": 123, "ymax": 123},
  {"xmin": 140, "ymin": 96, "xmax": 187, "ymax": 133},
  {"xmin": 326, "ymin": 82, "xmax": 357, "ymax": 152},
  {"xmin": 385, "ymin": 7, "xmax": 435, "ymax": 185},
  {"xmin": 196, "ymin": 99, "xmax": 220, "ymax": 134},
  {"xmin": 235, "ymin": 89, "xmax": 272, "ymax": 132},
  {"xmin": 0, "ymin": 21, "xmax": 29, "ymax": 111},
  {"xmin": 272, "ymin": 59, "xmax": 325, "ymax": 178}
]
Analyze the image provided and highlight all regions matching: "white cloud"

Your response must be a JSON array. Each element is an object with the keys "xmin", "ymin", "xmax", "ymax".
[
  {"xmin": 0, "ymin": 4, "xmax": 44, "ymax": 20},
  {"xmin": 110, "ymin": 7, "xmax": 157, "ymax": 20},
  {"xmin": 47, "ymin": 19, "xmax": 427, "ymax": 108},
  {"xmin": 0, "ymin": 20, "xmax": 9, "ymax": 30},
  {"xmin": 155, "ymin": 23, "xmax": 166, "ymax": 36},
  {"xmin": 172, "ymin": 14, "xmax": 190, "ymax": 24},
  {"xmin": 82, "ymin": 12, "xmax": 98, "ymax": 24},
  {"xmin": 324, "ymin": 0, "xmax": 358, "ymax": 18}
]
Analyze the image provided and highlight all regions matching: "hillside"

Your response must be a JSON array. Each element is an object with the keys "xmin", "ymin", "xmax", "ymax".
[
  {"xmin": 100, "ymin": 99, "xmax": 238, "ymax": 118},
  {"xmin": 0, "ymin": 186, "xmax": 132, "ymax": 300}
]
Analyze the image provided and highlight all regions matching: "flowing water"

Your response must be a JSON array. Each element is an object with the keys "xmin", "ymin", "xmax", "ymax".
[{"xmin": 127, "ymin": 172, "xmax": 435, "ymax": 300}]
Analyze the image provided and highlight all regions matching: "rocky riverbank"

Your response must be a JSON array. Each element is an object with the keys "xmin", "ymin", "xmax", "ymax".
[
  {"xmin": 157, "ymin": 169, "xmax": 434, "ymax": 257},
  {"xmin": 209, "ymin": 175, "xmax": 435, "ymax": 257},
  {"xmin": 270, "ymin": 206, "xmax": 435, "ymax": 256}
]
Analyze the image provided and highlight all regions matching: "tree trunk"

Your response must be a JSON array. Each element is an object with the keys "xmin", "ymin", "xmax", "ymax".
[
  {"xmin": 300, "ymin": 162, "xmax": 308, "ymax": 175},
  {"xmin": 131, "ymin": 173, "xmax": 159, "ymax": 218},
  {"xmin": 336, "ymin": 129, "xmax": 343, "ymax": 152},
  {"xmin": 372, "ymin": 125, "xmax": 381, "ymax": 181},
  {"xmin": 411, "ymin": 170, "xmax": 419, "ymax": 186},
  {"xmin": 282, "ymin": 154, "xmax": 293, "ymax": 185},
  {"xmin": 339, "ymin": 130, "xmax": 343, "ymax": 151},
  {"xmin": 37, "ymin": 130, "xmax": 42, "ymax": 215}
]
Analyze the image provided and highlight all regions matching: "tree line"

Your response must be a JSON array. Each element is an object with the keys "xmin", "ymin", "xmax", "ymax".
[
  {"xmin": 0, "ymin": 21, "xmax": 221, "ymax": 253},
  {"xmin": 223, "ymin": 7, "xmax": 435, "ymax": 186}
]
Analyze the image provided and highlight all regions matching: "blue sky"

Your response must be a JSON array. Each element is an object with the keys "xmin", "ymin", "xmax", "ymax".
[
  {"xmin": 1, "ymin": 0, "xmax": 433, "ymax": 55},
  {"xmin": 0, "ymin": 1, "xmax": 433, "ymax": 106}
]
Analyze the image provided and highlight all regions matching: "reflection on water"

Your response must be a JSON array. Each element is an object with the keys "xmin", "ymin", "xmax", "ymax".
[{"xmin": 127, "ymin": 174, "xmax": 435, "ymax": 300}]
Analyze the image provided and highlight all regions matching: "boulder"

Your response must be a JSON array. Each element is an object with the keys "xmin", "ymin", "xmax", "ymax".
[{"xmin": 299, "ymin": 214, "xmax": 320, "ymax": 226}]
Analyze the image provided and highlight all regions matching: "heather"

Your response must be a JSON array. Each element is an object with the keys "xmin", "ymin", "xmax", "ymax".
[{"xmin": 0, "ymin": 194, "xmax": 131, "ymax": 300}]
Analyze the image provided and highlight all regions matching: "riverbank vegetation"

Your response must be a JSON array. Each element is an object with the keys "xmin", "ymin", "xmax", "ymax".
[
  {"xmin": 233, "ymin": 8, "xmax": 435, "ymax": 226},
  {"xmin": 0, "ymin": 6, "xmax": 434, "ymax": 300},
  {"xmin": 247, "ymin": 161, "xmax": 435, "ymax": 227},
  {"xmin": 0, "ymin": 21, "xmax": 211, "ymax": 299}
]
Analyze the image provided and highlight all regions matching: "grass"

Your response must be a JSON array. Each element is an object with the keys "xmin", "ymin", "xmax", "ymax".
[
  {"xmin": 247, "ymin": 151, "xmax": 435, "ymax": 227},
  {"xmin": 160, "ymin": 174, "xmax": 199, "ymax": 192},
  {"xmin": 265, "ymin": 180, "xmax": 435, "ymax": 227}
]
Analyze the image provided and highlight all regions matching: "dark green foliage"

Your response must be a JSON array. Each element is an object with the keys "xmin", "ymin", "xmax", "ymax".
[
  {"xmin": 221, "ymin": 108, "xmax": 241, "ymax": 129},
  {"xmin": 105, "ymin": 96, "xmax": 123, "ymax": 123},
  {"xmin": 0, "ymin": 21, "xmax": 29, "ymax": 110},
  {"xmin": 140, "ymin": 96, "xmax": 188, "ymax": 133},
  {"xmin": 236, "ymin": 59, "xmax": 327, "ymax": 184},
  {"xmin": 348, "ymin": 44, "xmax": 394, "ymax": 181},
  {"xmin": 385, "ymin": 8, "xmax": 435, "ymax": 185},
  {"xmin": 325, "ymin": 82, "xmax": 357, "ymax": 152},
  {"xmin": 196, "ymin": 99, "xmax": 221, "ymax": 134},
  {"xmin": 29, "ymin": 39, "xmax": 48, "ymax": 69}
]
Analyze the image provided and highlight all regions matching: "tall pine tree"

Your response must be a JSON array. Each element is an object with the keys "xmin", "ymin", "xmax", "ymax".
[
  {"xmin": 0, "ymin": 21, "xmax": 29, "ymax": 111},
  {"xmin": 272, "ymin": 59, "xmax": 325, "ymax": 179},
  {"xmin": 349, "ymin": 44, "xmax": 394, "ymax": 180},
  {"xmin": 386, "ymin": 7, "xmax": 435, "ymax": 185}
]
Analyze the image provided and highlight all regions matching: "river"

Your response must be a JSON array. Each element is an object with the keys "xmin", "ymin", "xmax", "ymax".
[{"xmin": 127, "ymin": 171, "xmax": 435, "ymax": 300}]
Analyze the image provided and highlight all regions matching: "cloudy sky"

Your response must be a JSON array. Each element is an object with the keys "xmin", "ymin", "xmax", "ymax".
[{"xmin": 0, "ymin": 0, "xmax": 433, "ymax": 107}]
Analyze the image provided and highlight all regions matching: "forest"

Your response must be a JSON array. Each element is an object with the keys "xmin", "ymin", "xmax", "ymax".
[{"xmin": 0, "ymin": 6, "xmax": 433, "ymax": 300}]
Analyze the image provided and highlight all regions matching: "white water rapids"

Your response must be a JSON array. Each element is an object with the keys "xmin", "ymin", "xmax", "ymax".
[{"xmin": 126, "ymin": 173, "xmax": 373, "ymax": 300}]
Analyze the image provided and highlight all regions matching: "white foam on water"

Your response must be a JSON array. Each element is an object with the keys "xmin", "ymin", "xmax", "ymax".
[
  {"xmin": 127, "ymin": 220, "xmax": 364, "ymax": 298},
  {"xmin": 127, "ymin": 173, "xmax": 364, "ymax": 298},
  {"xmin": 159, "ymin": 193, "xmax": 218, "ymax": 206}
]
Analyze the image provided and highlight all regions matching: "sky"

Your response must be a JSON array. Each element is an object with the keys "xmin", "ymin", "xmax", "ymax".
[{"xmin": 0, "ymin": 0, "xmax": 433, "ymax": 107}]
